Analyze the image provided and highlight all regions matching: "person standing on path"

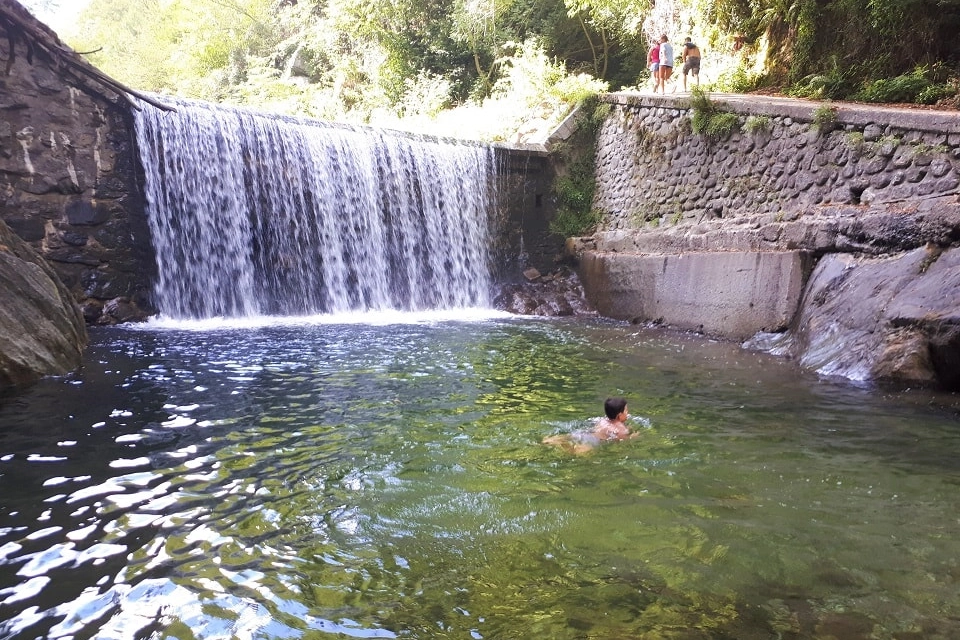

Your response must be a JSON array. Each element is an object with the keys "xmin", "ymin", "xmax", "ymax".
[
  {"xmin": 657, "ymin": 34, "xmax": 674, "ymax": 93},
  {"xmin": 682, "ymin": 37, "xmax": 701, "ymax": 91},
  {"xmin": 647, "ymin": 41, "xmax": 661, "ymax": 92}
]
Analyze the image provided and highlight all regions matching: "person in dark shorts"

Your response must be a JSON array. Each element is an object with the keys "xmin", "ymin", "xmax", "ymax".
[
  {"xmin": 647, "ymin": 41, "xmax": 661, "ymax": 92},
  {"xmin": 682, "ymin": 37, "xmax": 701, "ymax": 91},
  {"xmin": 657, "ymin": 35, "xmax": 674, "ymax": 92}
]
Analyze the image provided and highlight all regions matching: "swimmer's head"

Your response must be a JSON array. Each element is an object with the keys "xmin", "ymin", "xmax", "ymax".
[{"xmin": 604, "ymin": 396, "xmax": 628, "ymax": 420}]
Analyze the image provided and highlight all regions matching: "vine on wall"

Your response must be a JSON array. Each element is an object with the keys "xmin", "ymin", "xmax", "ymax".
[{"xmin": 549, "ymin": 94, "xmax": 610, "ymax": 238}]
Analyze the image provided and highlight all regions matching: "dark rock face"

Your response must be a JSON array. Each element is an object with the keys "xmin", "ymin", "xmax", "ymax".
[
  {"xmin": 0, "ymin": 16, "xmax": 155, "ymax": 326},
  {"xmin": 743, "ymin": 245, "xmax": 960, "ymax": 390},
  {"xmin": 0, "ymin": 218, "xmax": 87, "ymax": 388},
  {"xmin": 489, "ymin": 148, "xmax": 563, "ymax": 279},
  {"xmin": 494, "ymin": 267, "xmax": 596, "ymax": 317}
]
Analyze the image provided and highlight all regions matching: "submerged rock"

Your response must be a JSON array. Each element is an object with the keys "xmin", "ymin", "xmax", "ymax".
[
  {"xmin": 494, "ymin": 267, "xmax": 597, "ymax": 317},
  {"xmin": 0, "ymin": 219, "xmax": 87, "ymax": 389}
]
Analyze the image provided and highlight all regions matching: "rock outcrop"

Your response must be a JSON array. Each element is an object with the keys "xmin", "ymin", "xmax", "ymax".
[
  {"xmin": 0, "ymin": 218, "xmax": 86, "ymax": 388},
  {"xmin": 744, "ymin": 245, "xmax": 960, "ymax": 387},
  {"xmin": 494, "ymin": 267, "xmax": 596, "ymax": 316}
]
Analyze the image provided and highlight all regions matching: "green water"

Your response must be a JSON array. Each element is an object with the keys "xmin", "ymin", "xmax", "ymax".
[{"xmin": 0, "ymin": 317, "xmax": 958, "ymax": 639}]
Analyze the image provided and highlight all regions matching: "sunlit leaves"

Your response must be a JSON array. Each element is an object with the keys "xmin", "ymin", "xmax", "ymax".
[
  {"xmin": 66, "ymin": 0, "xmax": 273, "ymax": 97},
  {"xmin": 565, "ymin": 0, "xmax": 651, "ymax": 36}
]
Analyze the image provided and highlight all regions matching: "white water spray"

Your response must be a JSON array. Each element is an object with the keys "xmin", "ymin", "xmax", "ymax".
[{"xmin": 133, "ymin": 98, "xmax": 498, "ymax": 320}]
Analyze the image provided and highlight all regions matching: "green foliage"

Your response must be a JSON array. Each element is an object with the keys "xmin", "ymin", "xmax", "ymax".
[
  {"xmin": 747, "ymin": 0, "xmax": 960, "ymax": 100},
  {"xmin": 854, "ymin": 70, "xmax": 930, "ymax": 103},
  {"xmin": 788, "ymin": 0, "xmax": 818, "ymax": 84},
  {"xmin": 450, "ymin": 0, "xmax": 516, "ymax": 91},
  {"xmin": 550, "ymin": 204, "xmax": 604, "ymax": 237},
  {"xmin": 56, "ymin": 0, "xmax": 960, "ymax": 134},
  {"xmin": 689, "ymin": 88, "xmax": 738, "ymax": 140},
  {"xmin": 75, "ymin": 0, "xmax": 279, "ymax": 97},
  {"xmin": 845, "ymin": 131, "xmax": 865, "ymax": 148},
  {"xmin": 548, "ymin": 91, "xmax": 609, "ymax": 238},
  {"xmin": 551, "ymin": 156, "xmax": 602, "ymax": 237},
  {"xmin": 810, "ymin": 103, "xmax": 837, "ymax": 133},
  {"xmin": 705, "ymin": 112, "xmax": 739, "ymax": 138},
  {"xmin": 563, "ymin": 0, "xmax": 651, "ymax": 79},
  {"xmin": 714, "ymin": 66, "xmax": 765, "ymax": 93},
  {"xmin": 853, "ymin": 66, "xmax": 960, "ymax": 105},
  {"xmin": 788, "ymin": 61, "xmax": 858, "ymax": 100},
  {"xmin": 576, "ymin": 93, "xmax": 612, "ymax": 134},
  {"xmin": 742, "ymin": 115, "xmax": 770, "ymax": 134},
  {"xmin": 915, "ymin": 83, "xmax": 958, "ymax": 105}
]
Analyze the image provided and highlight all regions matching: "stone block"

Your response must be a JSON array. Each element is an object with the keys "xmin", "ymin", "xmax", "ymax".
[
  {"xmin": 4, "ymin": 216, "xmax": 45, "ymax": 242},
  {"xmin": 578, "ymin": 250, "xmax": 811, "ymax": 340},
  {"xmin": 65, "ymin": 198, "xmax": 110, "ymax": 225}
]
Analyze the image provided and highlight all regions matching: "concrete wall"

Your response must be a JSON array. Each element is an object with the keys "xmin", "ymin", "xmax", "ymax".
[
  {"xmin": 579, "ymin": 250, "xmax": 811, "ymax": 339},
  {"xmin": 490, "ymin": 147, "xmax": 560, "ymax": 280}
]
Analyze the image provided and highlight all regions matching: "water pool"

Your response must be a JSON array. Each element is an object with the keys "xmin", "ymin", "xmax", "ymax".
[{"xmin": 1, "ymin": 317, "xmax": 958, "ymax": 639}]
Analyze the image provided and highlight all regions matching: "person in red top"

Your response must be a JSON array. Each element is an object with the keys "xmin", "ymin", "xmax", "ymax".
[{"xmin": 647, "ymin": 42, "xmax": 661, "ymax": 93}]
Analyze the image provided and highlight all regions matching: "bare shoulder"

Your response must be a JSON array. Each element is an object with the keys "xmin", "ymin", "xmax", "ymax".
[{"xmin": 593, "ymin": 418, "xmax": 631, "ymax": 441}]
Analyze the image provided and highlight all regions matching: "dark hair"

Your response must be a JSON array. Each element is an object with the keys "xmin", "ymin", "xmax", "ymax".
[{"xmin": 604, "ymin": 397, "xmax": 628, "ymax": 419}]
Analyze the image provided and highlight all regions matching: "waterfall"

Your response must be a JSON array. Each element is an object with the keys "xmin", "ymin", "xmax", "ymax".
[{"xmin": 133, "ymin": 98, "xmax": 498, "ymax": 320}]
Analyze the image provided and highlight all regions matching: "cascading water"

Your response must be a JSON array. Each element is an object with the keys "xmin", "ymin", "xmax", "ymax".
[{"xmin": 133, "ymin": 97, "xmax": 498, "ymax": 320}]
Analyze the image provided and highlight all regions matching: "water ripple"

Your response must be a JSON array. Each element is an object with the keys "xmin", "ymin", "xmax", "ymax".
[{"xmin": 0, "ymin": 321, "xmax": 959, "ymax": 639}]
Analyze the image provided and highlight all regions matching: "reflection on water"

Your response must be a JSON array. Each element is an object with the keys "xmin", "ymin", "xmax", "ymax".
[{"xmin": 1, "ymin": 317, "xmax": 959, "ymax": 639}]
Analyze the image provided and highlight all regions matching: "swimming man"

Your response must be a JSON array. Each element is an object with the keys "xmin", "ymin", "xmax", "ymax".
[{"xmin": 543, "ymin": 397, "xmax": 635, "ymax": 454}]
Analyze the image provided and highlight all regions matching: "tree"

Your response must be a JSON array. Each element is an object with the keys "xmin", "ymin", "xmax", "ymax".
[
  {"xmin": 563, "ymin": 0, "xmax": 651, "ymax": 79},
  {"xmin": 67, "ymin": 0, "xmax": 254, "ymax": 94}
]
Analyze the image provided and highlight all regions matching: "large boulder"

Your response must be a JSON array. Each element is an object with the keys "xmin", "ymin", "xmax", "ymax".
[
  {"xmin": 0, "ymin": 219, "xmax": 87, "ymax": 388},
  {"xmin": 745, "ymin": 244, "xmax": 960, "ymax": 389}
]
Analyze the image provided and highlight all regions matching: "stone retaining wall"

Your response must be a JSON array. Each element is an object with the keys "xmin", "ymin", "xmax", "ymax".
[
  {"xmin": 0, "ymin": 21, "xmax": 154, "ymax": 324},
  {"xmin": 594, "ymin": 93, "xmax": 960, "ymax": 230}
]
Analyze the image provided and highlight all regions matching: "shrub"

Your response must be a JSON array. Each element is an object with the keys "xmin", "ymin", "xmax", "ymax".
[
  {"xmin": 689, "ymin": 88, "xmax": 739, "ymax": 140},
  {"xmin": 851, "ymin": 66, "xmax": 953, "ymax": 104},
  {"xmin": 788, "ymin": 62, "xmax": 857, "ymax": 100},
  {"xmin": 550, "ymin": 155, "xmax": 603, "ymax": 237},
  {"xmin": 549, "ymin": 205, "xmax": 603, "ymax": 238},
  {"xmin": 714, "ymin": 65, "xmax": 765, "ymax": 93},
  {"xmin": 811, "ymin": 103, "xmax": 838, "ymax": 133},
  {"xmin": 743, "ymin": 115, "xmax": 771, "ymax": 134},
  {"xmin": 705, "ymin": 111, "xmax": 740, "ymax": 138},
  {"xmin": 916, "ymin": 83, "xmax": 958, "ymax": 105}
]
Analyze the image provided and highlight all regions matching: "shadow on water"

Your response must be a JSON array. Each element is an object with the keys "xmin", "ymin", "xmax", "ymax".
[{"xmin": 1, "ymin": 317, "xmax": 959, "ymax": 639}]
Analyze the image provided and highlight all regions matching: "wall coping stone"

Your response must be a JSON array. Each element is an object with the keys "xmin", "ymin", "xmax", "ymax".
[{"xmin": 602, "ymin": 91, "xmax": 960, "ymax": 134}]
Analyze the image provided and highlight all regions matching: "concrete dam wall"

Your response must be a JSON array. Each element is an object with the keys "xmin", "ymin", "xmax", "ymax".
[{"xmin": 572, "ymin": 92, "xmax": 960, "ymax": 388}]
